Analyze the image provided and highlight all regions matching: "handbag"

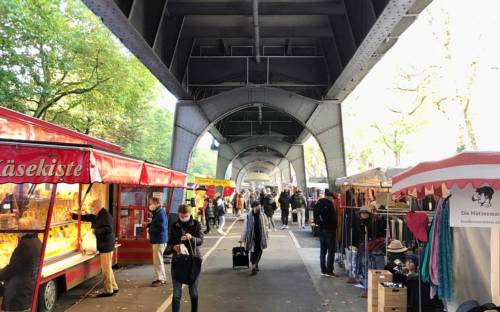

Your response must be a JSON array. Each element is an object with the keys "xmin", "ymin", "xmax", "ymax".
[{"xmin": 173, "ymin": 233, "xmax": 202, "ymax": 285}]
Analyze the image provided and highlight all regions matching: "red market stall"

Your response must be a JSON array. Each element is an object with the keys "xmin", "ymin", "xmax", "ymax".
[
  {"xmin": 391, "ymin": 152, "xmax": 500, "ymax": 310},
  {"xmin": 116, "ymin": 163, "xmax": 187, "ymax": 264},
  {"xmin": 0, "ymin": 107, "xmax": 187, "ymax": 311},
  {"xmin": 0, "ymin": 140, "xmax": 144, "ymax": 312}
]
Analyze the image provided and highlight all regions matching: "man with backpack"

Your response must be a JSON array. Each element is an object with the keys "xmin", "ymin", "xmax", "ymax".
[
  {"xmin": 262, "ymin": 189, "xmax": 277, "ymax": 232},
  {"xmin": 313, "ymin": 189, "xmax": 338, "ymax": 277}
]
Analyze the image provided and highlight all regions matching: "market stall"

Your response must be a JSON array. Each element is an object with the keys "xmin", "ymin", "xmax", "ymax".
[
  {"xmin": 334, "ymin": 168, "xmax": 411, "ymax": 289},
  {"xmin": 116, "ymin": 163, "xmax": 187, "ymax": 264},
  {"xmin": 391, "ymin": 152, "xmax": 500, "ymax": 311},
  {"xmin": 0, "ymin": 108, "xmax": 187, "ymax": 311},
  {"xmin": 0, "ymin": 140, "xmax": 145, "ymax": 311}
]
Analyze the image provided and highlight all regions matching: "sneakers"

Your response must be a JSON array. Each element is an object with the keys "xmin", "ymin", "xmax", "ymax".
[
  {"xmin": 273, "ymin": 228, "xmax": 277, "ymax": 232},
  {"xmin": 113, "ymin": 289, "xmax": 119, "ymax": 294},
  {"xmin": 217, "ymin": 229, "xmax": 225, "ymax": 235},
  {"xmin": 325, "ymin": 272, "xmax": 339, "ymax": 278},
  {"xmin": 280, "ymin": 225, "xmax": 286, "ymax": 230},
  {"xmin": 151, "ymin": 280, "xmax": 166, "ymax": 287}
]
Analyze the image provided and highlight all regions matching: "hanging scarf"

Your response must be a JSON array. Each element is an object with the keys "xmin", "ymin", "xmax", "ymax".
[
  {"xmin": 429, "ymin": 198, "xmax": 443, "ymax": 285},
  {"xmin": 420, "ymin": 218, "xmax": 434, "ymax": 283},
  {"xmin": 437, "ymin": 198, "xmax": 454, "ymax": 300}
]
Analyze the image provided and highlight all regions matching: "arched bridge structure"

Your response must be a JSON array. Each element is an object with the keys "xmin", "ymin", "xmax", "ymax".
[{"xmin": 82, "ymin": 0, "xmax": 432, "ymax": 211}]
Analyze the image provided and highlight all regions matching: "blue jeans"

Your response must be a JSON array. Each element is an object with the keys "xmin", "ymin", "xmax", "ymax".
[
  {"xmin": 319, "ymin": 230, "xmax": 336, "ymax": 274},
  {"xmin": 172, "ymin": 272, "xmax": 199, "ymax": 312}
]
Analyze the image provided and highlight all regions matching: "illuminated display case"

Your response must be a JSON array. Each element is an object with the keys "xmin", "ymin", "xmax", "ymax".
[{"xmin": 0, "ymin": 183, "xmax": 108, "ymax": 270}]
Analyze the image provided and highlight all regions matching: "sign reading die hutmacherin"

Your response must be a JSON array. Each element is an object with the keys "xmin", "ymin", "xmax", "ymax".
[
  {"xmin": 450, "ymin": 185, "xmax": 500, "ymax": 228},
  {"xmin": 0, "ymin": 145, "xmax": 90, "ymax": 184}
]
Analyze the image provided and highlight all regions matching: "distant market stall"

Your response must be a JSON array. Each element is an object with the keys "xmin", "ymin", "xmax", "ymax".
[{"xmin": 391, "ymin": 152, "xmax": 500, "ymax": 310}]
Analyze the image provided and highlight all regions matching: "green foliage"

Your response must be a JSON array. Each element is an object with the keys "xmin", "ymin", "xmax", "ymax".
[
  {"xmin": 0, "ymin": 0, "xmax": 174, "ymax": 166},
  {"xmin": 188, "ymin": 147, "xmax": 217, "ymax": 177},
  {"xmin": 304, "ymin": 140, "xmax": 327, "ymax": 178}
]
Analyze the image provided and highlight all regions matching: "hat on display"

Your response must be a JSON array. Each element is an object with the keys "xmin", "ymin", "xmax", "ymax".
[
  {"xmin": 406, "ymin": 211, "xmax": 429, "ymax": 242},
  {"xmin": 387, "ymin": 240, "xmax": 408, "ymax": 253}
]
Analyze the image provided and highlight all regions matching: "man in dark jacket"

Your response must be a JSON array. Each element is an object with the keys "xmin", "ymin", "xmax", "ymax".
[
  {"xmin": 0, "ymin": 218, "xmax": 41, "ymax": 312},
  {"xmin": 73, "ymin": 199, "xmax": 118, "ymax": 297},
  {"xmin": 146, "ymin": 197, "xmax": 168, "ymax": 287},
  {"xmin": 262, "ymin": 190, "xmax": 277, "ymax": 232},
  {"xmin": 313, "ymin": 189, "xmax": 338, "ymax": 277},
  {"xmin": 278, "ymin": 189, "xmax": 291, "ymax": 229},
  {"xmin": 168, "ymin": 204, "xmax": 204, "ymax": 312}
]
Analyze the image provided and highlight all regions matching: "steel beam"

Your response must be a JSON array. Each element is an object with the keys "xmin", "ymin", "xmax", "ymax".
[
  {"xmin": 82, "ymin": 0, "xmax": 191, "ymax": 99},
  {"xmin": 182, "ymin": 26, "xmax": 333, "ymax": 38},
  {"xmin": 325, "ymin": 0, "xmax": 431, "ymax": 101},
  {"xmin": 166, "ymin": 1, "xmax": 345, "ymax": 16}
]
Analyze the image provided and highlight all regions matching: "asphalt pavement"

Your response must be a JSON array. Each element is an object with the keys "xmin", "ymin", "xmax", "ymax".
[{"xmin": 55, "ymin": 214, "xmax": 366, "ymax": 312}]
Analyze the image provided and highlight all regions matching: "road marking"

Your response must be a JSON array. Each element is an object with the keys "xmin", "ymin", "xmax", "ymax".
[
  {"xmin": 156, "ymin": 217, "xmax": 239, "ymax": 312},
  {"xmin": 288, "ymin": 230, "xmax": 301, "ymax": 249}
]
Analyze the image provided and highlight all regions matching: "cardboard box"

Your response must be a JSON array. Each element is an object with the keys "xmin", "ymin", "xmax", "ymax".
[{"xmin": 378, "ymin": 284, "xmax": 407, "ymax": 311}]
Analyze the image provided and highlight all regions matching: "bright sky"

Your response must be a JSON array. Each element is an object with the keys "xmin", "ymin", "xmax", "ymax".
[
  {"xmin": 343, "ymin": 0, "xmax": 500, "ymax": 174},
  {"xmin": 154, "ymin": 0, "xmax": 500, "ymax": 167}
]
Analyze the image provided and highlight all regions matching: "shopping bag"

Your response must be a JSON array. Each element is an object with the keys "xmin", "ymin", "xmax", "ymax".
[{"xmin": 172, "ymin": 239, "xmax": 202, "ymax": 285}]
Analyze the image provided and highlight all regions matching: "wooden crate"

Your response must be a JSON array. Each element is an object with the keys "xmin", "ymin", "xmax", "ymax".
[
  {"xmin": 368, "ymin": 270, "xmax": 393, "ymax": 291},
  {"xmin": 381, "ymin": 308, "xmax": 407, "ymax": 312},
  {"xmin": 368, "ymin": 304, "xmax": 378, "ymax": 312},
  {"xmin": 367, "ymin": 270, "xmax": 393, "ymax": 312},
  {"xmin": 377, "ymin": 284, "xmax": 407, "ymax": 311}
]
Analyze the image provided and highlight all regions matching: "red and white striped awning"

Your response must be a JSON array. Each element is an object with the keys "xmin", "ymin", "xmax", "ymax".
[{"xmin": 391, "ymin": 152, "xmax": 500, "ymax": 199}]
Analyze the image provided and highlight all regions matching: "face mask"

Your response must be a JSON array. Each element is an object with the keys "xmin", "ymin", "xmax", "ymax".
[{"xmin": 180, "ymin": 216, "xmax": 190, "ymax": 223}]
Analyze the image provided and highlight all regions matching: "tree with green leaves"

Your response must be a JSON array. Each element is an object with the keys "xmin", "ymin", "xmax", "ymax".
[{"xmin": 0, "ymin": 0, "xmax": 174, "ymax": 166}]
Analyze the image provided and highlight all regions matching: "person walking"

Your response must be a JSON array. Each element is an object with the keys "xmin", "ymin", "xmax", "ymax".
[
  {"xmin": 263, "ymin": 190, "xmax": 277, "ymax": 232},
  {"xmin": 292, "ymin": 190, "xmax": 307, "ymax": 230},
  {"xmin": 278, "ymin": 189, "xmax": 291, "ymax": 229},
  {"xmin": 216, "ymin": 196, "xmax": 226, "ymax": 234},
  {"xmin": 313, "ymin": 189, "xmax": 338, "ymax": 277},
  {"xmin": 240, "ymin": 201, "xmax": 269, "ymax": 276},
  {"xmin": 72, "ymin": 199, "xmax": 118, "ymax": 297},
  {"xmin": 204, "ymin": 198, "xmax": 215, "ymax": 234},
  {"xmin": 146, "ymin": 197, "xmax": 168, "ymax": 287},
  {"xmin": 236, "ymin": 192, "xmax": 245, "ymax": 217},
  {"xmin": 168, "ymin": 204, "xmax": 204, "ymax": 312}
]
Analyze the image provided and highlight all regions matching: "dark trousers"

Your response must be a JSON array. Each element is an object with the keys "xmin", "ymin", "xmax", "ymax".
[
  {"xmin": 319, "ymin": 230, "xmax": 336, "ymax": 274},
  {"xmin": 281, "ymin": 209, "xmax": 289, "ymax": 226},
  {"xmin": 250, "ymin": 248, "xmax": 263, "ymax": 266},
  {"xmin": 205, "ymin": 217, "xmax": 215, "ymax": 232},
  {"xmin": 172, "ymin": 272, "xmax": 199, "ymax": 312}
]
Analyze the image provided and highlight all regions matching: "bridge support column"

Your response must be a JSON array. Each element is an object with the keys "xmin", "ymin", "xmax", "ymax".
[
  {"xmin": 286, "ymin": 145, "xmax": 307, "ymax": 193},
  {"xmin": 307, "ymin": 101, "xmax": 346, "ymax": 190},
  {"xmin": 278, "ymin": 159, "xmax": 292, "ymax": 187},
  {"xmin": 216, "ymin": 144, "xmax": 237, "ymax": 179},
  {"xmin": 170, "ymin": 100, "xmax": 209, "ymax": 213}
]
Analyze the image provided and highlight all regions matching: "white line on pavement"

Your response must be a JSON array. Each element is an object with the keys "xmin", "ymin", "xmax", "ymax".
[
  {"xmin": 156, "ymin": 217, "xmax": 239, "ymax": 312},
  {"xmin": 288, "ymin": 230, "xmax": 301, "ymax": 249}
]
